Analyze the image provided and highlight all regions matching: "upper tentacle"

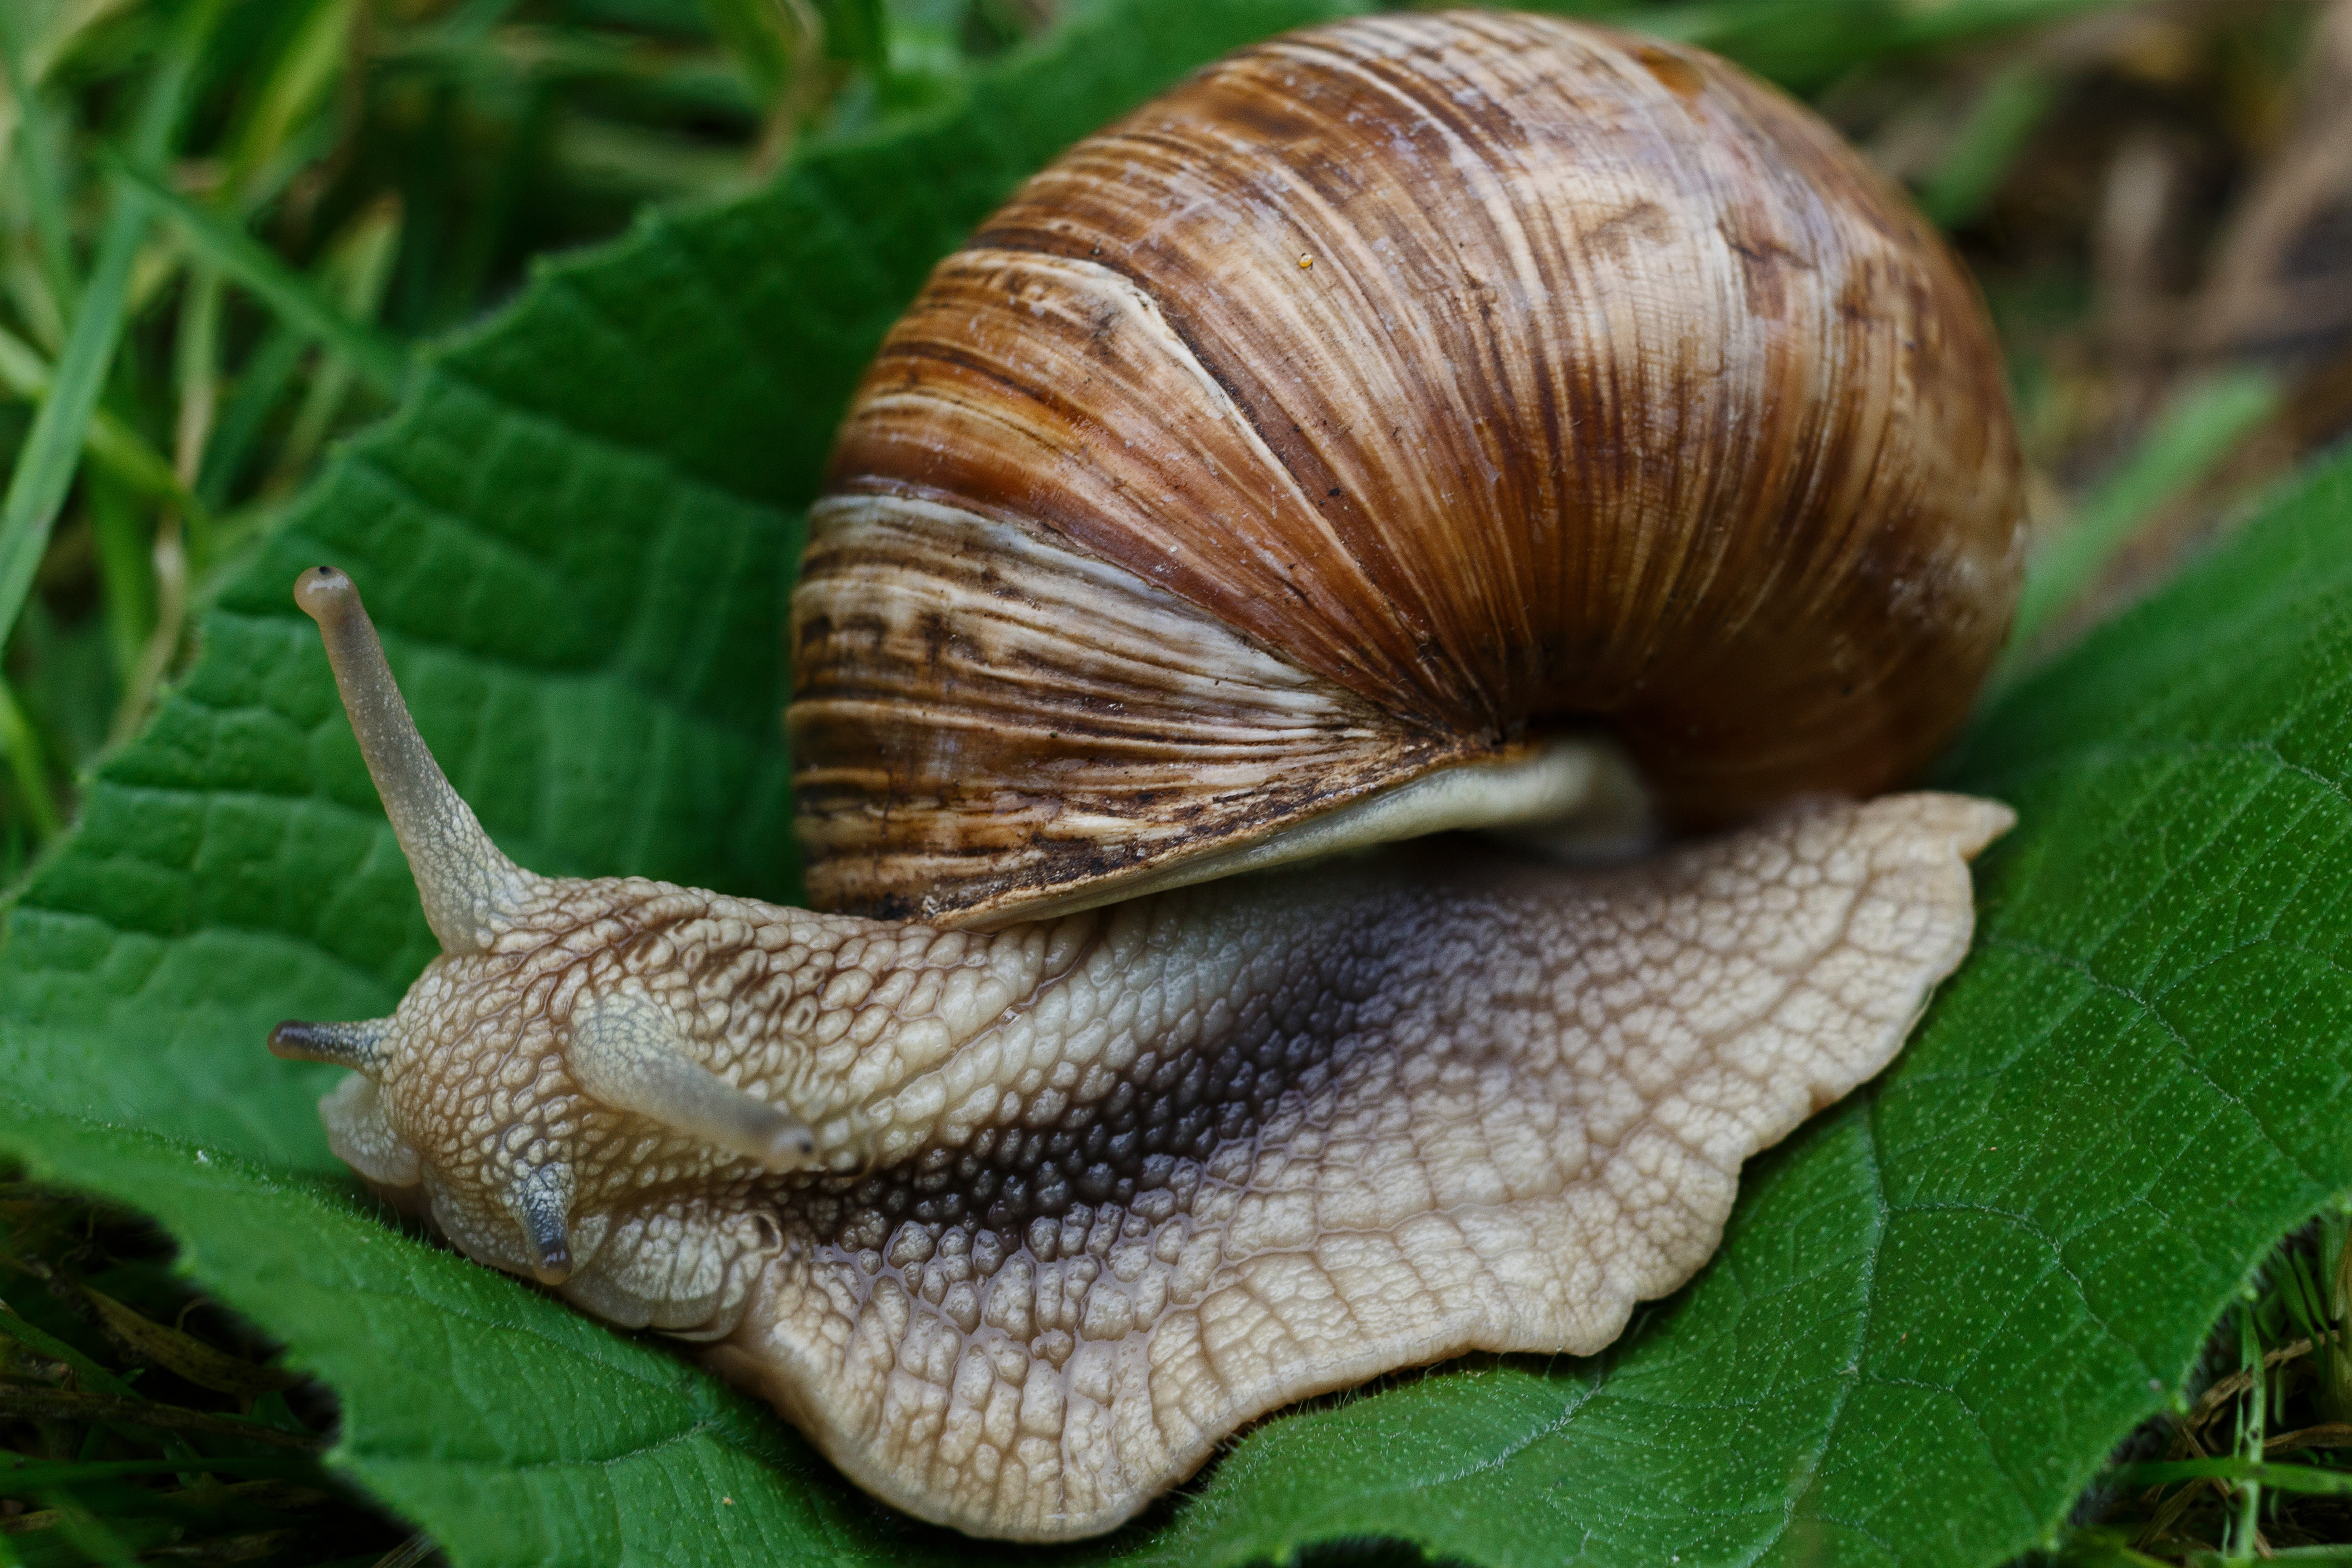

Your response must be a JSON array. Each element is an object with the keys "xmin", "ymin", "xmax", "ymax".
[{"xmin": 295, "ymin": 565, "xmax": 541, "ymax": 954}]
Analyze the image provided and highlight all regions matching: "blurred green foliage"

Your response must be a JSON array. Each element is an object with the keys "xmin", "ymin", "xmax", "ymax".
[{"xmin": 0, "ymin": 0, "xmax": 1057, "ymax": 891}]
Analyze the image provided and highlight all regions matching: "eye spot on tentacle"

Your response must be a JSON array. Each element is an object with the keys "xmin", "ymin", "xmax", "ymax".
[
  {"xmin": 270, "ymin": 1016, "xmax": 393, "ymax": 1073},
  {"xmin": 568, "ymin": 985, "xmax": 821, "ymax": 1171},
  {"xmin": 514, "ymin": 1163, "xmax": 574, "ymax": 1285}
]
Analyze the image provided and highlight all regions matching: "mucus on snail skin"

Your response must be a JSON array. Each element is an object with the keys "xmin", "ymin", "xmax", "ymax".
[
  {"xmin": 276, "ymin": 564, "xmax": 2007, "ymax": 1540},
  {"xmin": 273, "ymin": 10, "xmax": 2027, "ymax": 1544}
]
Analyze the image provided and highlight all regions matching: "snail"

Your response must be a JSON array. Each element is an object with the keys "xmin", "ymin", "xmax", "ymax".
[{"xmin": 267, "ymin": 10, "xmax": 2024, "ymax": 1544}]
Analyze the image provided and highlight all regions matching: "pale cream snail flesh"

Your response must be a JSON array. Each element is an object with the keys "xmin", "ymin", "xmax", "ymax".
[{"xmin": 270, "ymin": 11, "xmax": 2022, "ymax": 1543}]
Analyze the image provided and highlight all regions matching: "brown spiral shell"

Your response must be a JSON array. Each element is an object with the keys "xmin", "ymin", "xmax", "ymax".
[{"xmin": 791, "ymin": 10, "xmax": 2024, "ymax": 923}]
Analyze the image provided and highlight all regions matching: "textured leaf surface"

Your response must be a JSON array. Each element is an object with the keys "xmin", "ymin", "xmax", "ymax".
[
  {"xmin": 0, "ymin": 1108, "xmax": 938, "ymax": 1563},
  {"xmin": 4, "ymin": 1, "xmax": 2352, "ymax": 1563}
]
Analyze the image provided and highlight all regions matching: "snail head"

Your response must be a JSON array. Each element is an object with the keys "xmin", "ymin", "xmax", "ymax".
[{"xmin": 271, "ymin": 568, "xmax": 848, "ymax": 1328}]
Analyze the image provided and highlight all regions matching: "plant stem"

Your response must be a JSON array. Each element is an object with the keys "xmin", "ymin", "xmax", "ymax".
[
  {"xmin": 2327, "ymin": 1211, "xmax": 2352, "ymax": 1426},
  {"xmin": 0, "ymin": 3, "xmax": 82, "ymax": 316},
  {"xmin": 2231, "ymin": 1303, "xmax": 2268, "ymax": 1562},
  {"xmin": 0, "ymin": 671, "xmax": 60, "ymax": 839}
]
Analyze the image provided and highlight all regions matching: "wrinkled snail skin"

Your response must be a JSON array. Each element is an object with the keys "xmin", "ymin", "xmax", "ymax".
[
  {"xmin": 272, "ymin": 578, "xmax": 2008, "ymax": 1536},
  {"xmin": 276, "ymin": 566, "xmax": 2012, "ymax": 1540},
  {"xmin": 271, "ymin": 9, "xmax": 2028, "ymax": 1546},
  {"xmin": 796, "ymin": 10, "xmax": 2023, "ymax": 926},
  {"xmin": 700, "ymin": 798, "xmax": 2011, "ymax": 1538}
]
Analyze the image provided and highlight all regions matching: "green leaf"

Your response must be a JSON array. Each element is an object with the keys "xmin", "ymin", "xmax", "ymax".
[
  {"xmin": 5, "ymin": 2, "xmax": 2352, "ymax": 1565},
  {"xmin": 0, "ymin": 1108, "xmax": 944, "ymax": 1563}
]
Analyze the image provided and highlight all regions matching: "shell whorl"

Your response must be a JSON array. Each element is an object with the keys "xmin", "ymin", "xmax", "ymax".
[{"xmin": 792, "ymin": 10, "xmax": 2024, "ymax": 923}]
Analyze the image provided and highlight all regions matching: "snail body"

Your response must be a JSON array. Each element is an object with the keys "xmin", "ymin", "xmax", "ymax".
[{"xmin": 271, "ymin": 12, "xmax": 2022, "ymax": 1544}]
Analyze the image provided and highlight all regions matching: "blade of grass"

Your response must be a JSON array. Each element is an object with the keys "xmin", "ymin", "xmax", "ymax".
[
  {"xmin": 2000, "ymin": 368, "xmax": 2282, "ymax": 671},
  {"xmin": 0, "ymin": 1301, "xmax": 139, "ymax": 1398},
  {"xmin": 0, "ymin": 672, "xmax": 60, "ymax": 840},
  {"xmin": 265, "ymin": 196, "xmax": 403, "ymax": 490},
  {"xmin": 2235, "ymin": 1304, "xmax": 2267, "ymax": 1562},
  {"xmin": 0, "ymin": 0, "xmax": 222, "ymax": 665},
  {"xmin": 369, "ymin": 1536, "xmax": 441, "ymax": 1568},
  {"xmin": 0, "ymin": 322, "xmax": 200, "ymax": 517},
  {"xmin": 0, "ymin": 235, "xmax": 149, "ymax": 667},
  {"xmin": 102, "ymin": 155, "xmax": 412, "ymax": 399},
  {"xmin": 88, "ymin": 475, "xmax": 153, "ymax": 681},
  {"xmin": 431, "ymin": 81, "xmax": 550, "ymax": 328},
  {"xmin": 1919, "ymin": 60, "xmax": 2059, "ymax": 230},
  {"xmin": 818, "ymin": 0, "xmax": 888, "ymax": 72},
  {"xmin": 435, "ymin": 0, "xmax": 529, "ymax": 40},
  {"xmin": 80, "ymin": 415, "xmax": 186, "ymax": 517},
  {"xmin": 78, "ymin": 1283, "xmax": 299, "ymax": 1397},
  {"xmin": 1882, "ymin": 0, "xmax": 2134, "ymax": 55},
  {"xmin": 702, "ymin": 0, "xmax": 821, "ymax": 169},
  {"xmin": 0, "ymin": 233, "xmax": 66, "ymax": 354},
  {"xmin": 0, "ymin": 1385, "xmax": 322, "ymax": 1450},
  {"xmin": 220, "ymin": 0, "xmax": 360, "ymax": 199},
  {"xmin": 2283, "ymin": 1251, "xmax": 2338, "ymax": 1426},
  {"xmin": 702, "ymin": 0, "xmax": 793, "ymax": 104},
  {"xmin": 548, "ymin": 115, "xmax": 757, "ymax": 199},
  {"xmin": 381, "ymin": 23, "xmax": 756, "ymax": 118},
  {"xmin": 107, "ymin": 262, "xmax": 225, "ymax": 746},
  {"xmin": 2328, "ymin": 1212, "xmax": 2352, "ymax": 1426},
  {"xmin": 0, "ymin": 1455, "xmax": 325, "ymax": 1494},
  {"xmin": 194, "ymin": 326, "xmax": 307, "ymax": 511},
  {"xmin": 0, "ymin": 6, "xmax": 81, "ymax": 315},
  {"xmin": 2114, "ymin": 1459, "xmax": 2352, "ymax": 1498},
  {"xmin": 34, "ymin": 1491, "xmax": 144, "ymax": 1567},
  {"xmin": 173, "ymin": 266, "xmax": 221, "ymax": 529},
  {"xmin": 2058, "ymin": 1529, "xmax": 2194, "ymax": 1567},
  {"xmin": 1627, "ymin": 0, "xmax": 2137, "ymax": 90}
]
